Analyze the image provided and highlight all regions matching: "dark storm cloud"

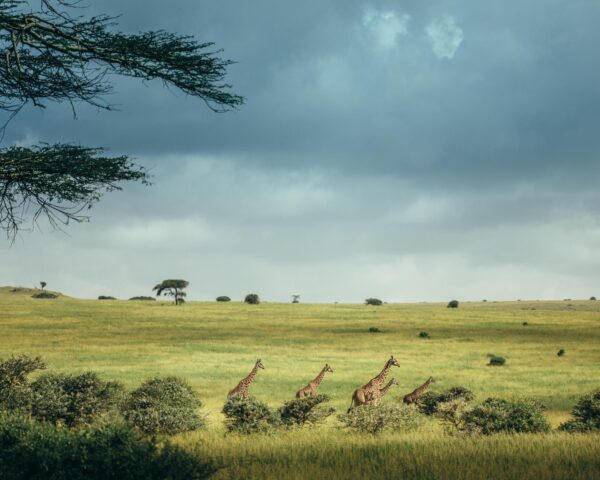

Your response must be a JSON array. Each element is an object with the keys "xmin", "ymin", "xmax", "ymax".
[{"xmin": 2, "ymin": 1, "xmax": 600, "ymax": 301}]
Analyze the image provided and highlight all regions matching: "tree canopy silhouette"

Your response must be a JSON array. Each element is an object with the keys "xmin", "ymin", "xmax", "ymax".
[
  {"xmin": 0, "ymin": 0, "xmax": 243, "ymax": 240},
  {"xmin": 153, "ymin": 279, "xmax": 189, "ymax": 305}
]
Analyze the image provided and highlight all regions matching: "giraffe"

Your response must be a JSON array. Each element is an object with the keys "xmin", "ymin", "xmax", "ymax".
[
  {"xmin": 295, "ymin": 363, "xmax": 333, "ymax": 398},
  {"xmin": 402, "ymin": 376, "xmax": 435, "ymax": 405},
  {"xmin": 377, "ymin": 378, "xmax": 399, "ymax": 402},
  {"xmin": 348, "ymin": 355, "xmax": 400, "ymax": 412},
  {"xmin": 227, "ymin": 359, "xmax": 264, "ymax": 399}
]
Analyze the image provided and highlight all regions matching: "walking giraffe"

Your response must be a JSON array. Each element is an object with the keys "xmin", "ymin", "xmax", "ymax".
[
  {"xmin": 227, "ymin": 359, "xmax": 264, "ymax": 399},
  {"xmin": 296, "ymin": 363, "xmax": 333, "ymax": 398},
  {"xmin": 403, "ymin": 376, "xmax": 435, "ymax": 405},
  {"xmin": 377, "ymin": 378, "xmax": 399, "ymax": 402},
  {"xmin": 348, "ymin": 355, "xmax": 400, "ymax": 412}
]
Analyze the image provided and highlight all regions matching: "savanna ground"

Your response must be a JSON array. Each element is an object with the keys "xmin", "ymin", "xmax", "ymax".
[{"xmin": 1, "ymin": 287, "xmax": 599, "ymax": 479}]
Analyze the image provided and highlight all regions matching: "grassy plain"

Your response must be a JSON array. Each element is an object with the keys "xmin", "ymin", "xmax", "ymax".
[{"xmin": 1, "ymin": 287, "xmax": 599, "ymax": 479}]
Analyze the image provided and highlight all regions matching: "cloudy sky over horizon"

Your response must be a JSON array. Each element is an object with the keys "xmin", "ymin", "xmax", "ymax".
[{"xmin": 1, "ymin": 0, "xmax": 599, "ymax": 302}]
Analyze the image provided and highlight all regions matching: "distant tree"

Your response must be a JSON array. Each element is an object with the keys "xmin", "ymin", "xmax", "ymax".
[
  {"xmin": 447, "ymin": 300, "xmax": 459, "ymax": 308},
  {"xmin": 591, "ymin": 297, "xmax": 597, "ymax": 301},
  {"xmin": 39, "ymin": 281, "xmax": 46, "ymax": 290},
  {"xmin": 216, "ymin": 296, "xmax": 231, "ymax": 302},
  {"xmin": 153, "ymin": 279, "xmax": 189, "ymax": 305},
  {"xmin": 292, "ymin": 294, "xmax": 300, "ymax": 304},
  {"xmin": 0, "ymin": 0, "xmax": 243, "ymax": 241},
  {"xmin": 244, "ymin": 294, "xmax": 260, "ymax": 305}
]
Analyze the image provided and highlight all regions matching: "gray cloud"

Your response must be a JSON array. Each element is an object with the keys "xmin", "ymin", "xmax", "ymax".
[{"xmin": 1, "ymin": 0, "xmax": 599, "ymax": 301}]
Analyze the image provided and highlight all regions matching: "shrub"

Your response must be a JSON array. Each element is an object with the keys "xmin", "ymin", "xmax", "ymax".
[
  {"xmin": 559, "ymin": 389, "xmax": 600, "ymax": 432},
  {"xmin": 339, "ymin": 404, "xmax": 418, "ymax": 435},
  {"xmin": 216, "ymin": 296, "xmax": 231, "ymax": 302},
  {"xmin": 365, "ymin": 298, "xmax": 383, "ymax": 306},
  {"xmin": 460, "ymin": 397, "xmax": 550, "ymax": 434},
  {"xmin": 222, "ymin": 397, "xmax": 280, "ymax": 434},
  {"xmin": 557, "ymin": 349, "xmax": 565, "ymax": 357},
  {"xmin": 418, "ymin": 331, "xmax": 430, "ymax": 338},
  {"xmin": 0, "ymin": 355, "xmax": 46, "ymax": 411},
  {"xmin": 31, "ymin": 291, "xmax": 58, "ymax": 299},
  {"xmin": 522, "ymin": 322, "xmax": 529, "ymax": 326},
  {"xmin": 0, "ymin": 414, "xmax": 215, "ymax": 480},
  {"xmin": 447, "ymin": 300, "xmax": 459, "ymax": 308},
  {"xmin": 31, "ymin": 372, "xmax": 125, "ymax": 428},
  {"xmin": 129, "ymin": 296, "xmax": 156, "ymax": 301},
  {"xmin": 121, "ymin": 376, "xmax": 205, "ymax": 435},
  {"xmin": 279, "ymin": 395, "xmax": 335, "ymax": 427},
  {"xmin": 368, "ymin": 327, "xmax": 381, "ymax": 333},
  {"xmin": 418, "ymin": 386, "xmax": 474, "ymax": 415},
  {"xmin": 488, "ymin": 356, "xmax": 506, "ymax": 366},
  {"xmin": 591, "ymin": 296, "xmax": 597, "ymax": 301},
  {"xmin": 244, "ymin": 294, "xmax": 260, "ymax": 304},
  {"xmin": 98, "ymin": 295, "xmax": 116, "ymax": 300}
]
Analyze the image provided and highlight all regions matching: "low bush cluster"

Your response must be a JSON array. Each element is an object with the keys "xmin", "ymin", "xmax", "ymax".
[
  {"xmin": 339, "ymin": 404, "xmax": 419, "ymax": 435},
  {"xmin": 30, "ymin": 372, "xmax": 124, "ymax": 428},
  {"xmin": 419, "ymin": 331, "xmax": 430, "ymax": 339},
  {"xmin": 279, "ymin": 395, "xmax": 335, "ymax": 427},
  {"xmin": 488, "ymin": 356, "xmax": 506, "ymax": 366},
  {"xmin": 121, "ymin": 376, "xmax": 205, "ymax": 435},
  {"xmin": 0, "ymin": 355, "xmax": 46, "ymax": 411},
  {"xmin": 0, "ymin": 414, "xmax": 215, "ymax": 480},
  {"xmin": 559, "ymin": 389, "xmax": 600, "ymax": 432},
  {"xmin": 31, "ymin": 291, "xmax": 58, "ymax": 299},
  {"xmin": 365, "ymin": 298, "xmax": 383, "ymax": 306},
  {"xmin": 222, "ymin": 397, "xmax": 280, "ymax": 434},
  {"xmin": 368, "ymin": 327, "xmax": 381, "ymax": 333},
  {"xmin": 460, "ymin": 397, "xmax": 550, "ymax": 435},
  {"xmin": 129, "ymin": 296, "xmax": 156, "ymax": 301},
  {"xmin": 98, "ymin": 295, "xmax": 116, "ymax": 300},
  {"xmin": 216, "ymin": 296, "xmax": 231, "ymax": 302},
  {"xmin": 418, "ymin": 386, "xmax": 475, "ymax": 416},
  {"xmin": 447, "ymin": 300, "xmax": 459, "ymax": 308}
]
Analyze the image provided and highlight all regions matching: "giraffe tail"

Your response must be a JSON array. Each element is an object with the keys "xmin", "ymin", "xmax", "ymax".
[{"xmin": 347, "ymin": 396, "xmax": 354, "ymax": 414}]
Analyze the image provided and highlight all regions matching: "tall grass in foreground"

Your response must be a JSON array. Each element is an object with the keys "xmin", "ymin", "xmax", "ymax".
[{"xmin": 184, "ymin": 430, "xmax": 600, "ymax": 480}]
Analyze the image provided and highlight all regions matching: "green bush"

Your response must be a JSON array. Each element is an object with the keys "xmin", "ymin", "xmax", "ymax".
[
  {"xmin": 98, "ymin": 295, "xmax": 116, "ymax": 300},
  {"xmin": 31, "ymin": 291, "xmax": 58, "ymax": 299},
  {"xmin": 365, "ymin": 298, "xmax": 383, "ymax": 306},
  {"xmin": 368, "ymin": 327, "xmax": 381, "ymax": 333},
  {"xmin": 121, "ymin": 376, "xmax": 205, "ymax": 435},
  {"xmin": 488, "ymin": 356, "xmax": 506, "ymax": 366},
  {"xmin": 279, "ymin": 395, "xmax": 335, "ymax": 427},
  {"xmin": 418, "ymin": 386, "xmax": 474, "ymax": 415},
  {"xmin": 447, "ymin": 300, "xmax": 459, "ymax": 308},
  {"xmin": 244, "ymin": 294, "xmax": 260, "ymax": 304},
  {"xmin": 216, "ymin": 296, "xmax": 231, "ymax": 302},
  {"xmin": 557, "ymin": 349, "xmax": 565, "ymax": 357},
  {"xmin": 31, "ymin": 372, "xmax": 125, "ymax": 428},
  {"xmin": 418, "ymin": 331, "xmax": 430, "ymax": 338},
  {"xmin": 129, "ymin": 296, "xmax": 156, "ymax": 301},
  {"xmin": 222, "ymin": 397, "xmax": 280, "ymax": 434},
  {"xmin": 559, "ymin": 389, "xmax": 600, "ymax": 432},
  {"xmin": 0, "ymin": 414, "xmax": 215, "ymax": 480},
  {"xmin": 339, "ymin": 404, "xmax": 418, "ymax": 435},
  {"xmin": 461, "ymin": 397, "xmax": 550, "ymax": 434},
  {"xmin": 0, "ymin": 354, "xmax": 46, "ymax": 411}
]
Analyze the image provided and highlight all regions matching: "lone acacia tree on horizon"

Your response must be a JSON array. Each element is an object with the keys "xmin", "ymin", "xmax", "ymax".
[
  {"xmin": 153, "ymin": 279, "xmax": 189, "ymax": 305},
  {"xmin": 0, "ymin": 0, "xmax": 243, "ymax": 241}
]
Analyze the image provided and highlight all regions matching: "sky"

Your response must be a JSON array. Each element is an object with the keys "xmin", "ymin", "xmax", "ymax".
[{"xmin": 1, "ymin": 0, "xmax": 600, "ymax": 302}]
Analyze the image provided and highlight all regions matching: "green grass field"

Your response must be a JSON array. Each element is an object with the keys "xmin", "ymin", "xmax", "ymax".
[{"xmin": 1, "ymin": 287, "xmax": 599, "ymax": 479}]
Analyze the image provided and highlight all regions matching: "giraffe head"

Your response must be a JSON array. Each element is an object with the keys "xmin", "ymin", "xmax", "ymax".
[
  {"xmin": 389, "ymin": 378, "xmax": 398, "ymax": 386},
  {"xmin": 427, "ymin": 376, "xmax": 435, "ymax": 384},
  {"xmin": 387, "ymin": 355, "xmax": 400, "ymax": 368},
  {"xmin": 324, "ymin": 363, "xmax": 334, "ymax": 373},
  {"xmin": 256, "ymin": 359, "xmax": 265, "ymax": 369}
]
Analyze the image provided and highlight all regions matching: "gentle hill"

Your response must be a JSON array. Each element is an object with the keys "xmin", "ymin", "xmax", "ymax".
[{"xmin": 0, "ymin": 286, "xmax": 65, "ymax": 298}]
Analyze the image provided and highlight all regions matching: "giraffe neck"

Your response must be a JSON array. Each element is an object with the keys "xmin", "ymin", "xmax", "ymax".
[
  {"xmin": 380, "ymin": 380, "xmax": 395, "ymax": 396},
  {"xmin": 411, "ymin": 379, "xmax": 432, "ymax": 397},
  {"xmin": 373, "ymin": 362, "xmax": 391, "ymax": 385},
  {"xmin": 243, "ymin": 364, "xmax": 259, "ymax": 385},
  {"xmin": 311, "ymin": 367, "xmax": 327, "ymax": 386}
]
